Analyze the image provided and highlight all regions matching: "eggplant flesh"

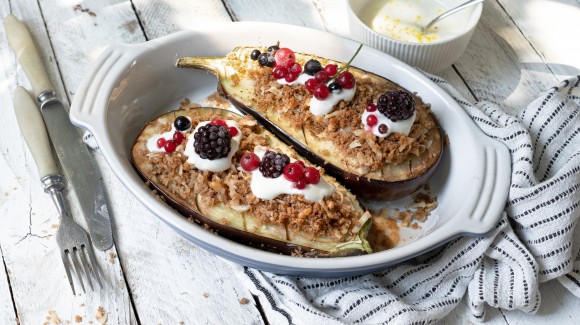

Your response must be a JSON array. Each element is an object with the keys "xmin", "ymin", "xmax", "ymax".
[
  {"xmin": 131, "ymin": 107, "xmax": 372, "ymax": 256},
  {"xmin": 177, "ymin": 47, "xmax": 444, "ymax": 200}
]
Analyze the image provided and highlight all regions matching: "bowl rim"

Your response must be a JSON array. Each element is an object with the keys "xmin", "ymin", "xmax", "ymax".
[
  {"xmin": 70, "ymin": 24, "xmax": 508, "ymax": 275},
  {"xmin": 346, "ymin": 0, "xmax": 483, "ymax": 46}
]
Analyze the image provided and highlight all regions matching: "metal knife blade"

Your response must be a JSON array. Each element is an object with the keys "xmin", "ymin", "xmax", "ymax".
[{"xmin": 5, "ymin": 14, "xmax": 113, "ymax": 251}]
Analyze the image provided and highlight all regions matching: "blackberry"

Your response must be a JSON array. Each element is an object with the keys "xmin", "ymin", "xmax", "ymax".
[
  {"xmin": 304, "ymin": 59, "xmax": 322, "ymax": 76},
  {"xmin": 174, "ymin": 116, "xmax": 191, "ymax": 131},
  {"xmin": 193, "ymin": 124, "xmax": 232, "ymax": 160},
  {"xmin": 258, "ymin": 52, "xmax": 275, "ymax": 67},
  {"xmin": 250, "ymin": 49, "xmax": 261, "ymax": 60},
  {"xmin": 259, "ymin": 151, "xmax": 290, "ymax": 178},
  {"xmin": 377, "ymin": 90, "xmax": 416, "ymax": 122}
]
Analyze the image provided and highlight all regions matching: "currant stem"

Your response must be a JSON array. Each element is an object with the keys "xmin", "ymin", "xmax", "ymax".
[{"xmin": 335, "ymin": 43, "xmax": 363, "ymax": 78}]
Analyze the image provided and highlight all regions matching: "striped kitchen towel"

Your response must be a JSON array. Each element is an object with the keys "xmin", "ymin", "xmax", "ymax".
[{"xmin": 234, "ymin": 75, "xmax": 580, "ymax": 324}]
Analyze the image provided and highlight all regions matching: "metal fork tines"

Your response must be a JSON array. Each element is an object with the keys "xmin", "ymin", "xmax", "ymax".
[{"xmin": 44, "ymin": 175, "xmax": 103, "ymax": 295}]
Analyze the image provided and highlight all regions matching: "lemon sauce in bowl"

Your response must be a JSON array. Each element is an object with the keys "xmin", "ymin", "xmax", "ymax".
[{"xmin": 359, "ymin": 0, "xmax": 463, "ymax": 44}]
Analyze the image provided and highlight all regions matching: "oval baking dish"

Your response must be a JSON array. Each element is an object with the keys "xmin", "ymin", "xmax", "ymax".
[{"xmin": 69, "ymin": 23, "xmax": 510, "ymax": 276}]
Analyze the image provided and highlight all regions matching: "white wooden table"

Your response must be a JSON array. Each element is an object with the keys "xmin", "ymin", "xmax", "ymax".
[{"xmin": 0, "ymin": 1, "xmax": 579, "ymax": 324}]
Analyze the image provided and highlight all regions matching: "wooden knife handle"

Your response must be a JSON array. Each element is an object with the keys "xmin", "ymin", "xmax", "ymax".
[
  {"xmin": 4, "ymin": 15, "xmax": 53, "ymax": 98},
  {"xmin": 13, "ymin": 86, "xmax": 59, "ymax": 179}
]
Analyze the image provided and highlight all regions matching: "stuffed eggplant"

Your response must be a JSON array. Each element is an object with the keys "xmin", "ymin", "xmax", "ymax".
[
  {"xmin": 177, "ymin": 46, "xmax": 444, "ymax": 200},
  {"xmin": 131, "ymin": 106, "xmax": 372, "ymax": 256}
]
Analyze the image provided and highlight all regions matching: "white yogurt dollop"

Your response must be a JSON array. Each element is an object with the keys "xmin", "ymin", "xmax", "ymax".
[
  {"xmin": 248, "ymin": 147, "xmax": 335, "ymax": 202},
  {"xmin": 146, "ymin": 117, "xmax": 192, "ymax": 152},
  {"xmin": 183, "ymin": 120, "xmax": 242, "ymax": 172},
  {"xmin": 276, "ymin": 72, "xmax": 356, "ymax": 116},
  {"xmin": 362, "ymin": 110, "xmax": 416, "ymax": 138}
]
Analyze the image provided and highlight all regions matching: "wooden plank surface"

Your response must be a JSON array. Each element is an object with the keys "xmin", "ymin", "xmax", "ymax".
[
  {"xmin": 35, "ymin": 0, "xmax": 263, "ymax": 323},
  {"xmin": 0, "ymin": 0, "xmax": 578, "ymax": 324}
]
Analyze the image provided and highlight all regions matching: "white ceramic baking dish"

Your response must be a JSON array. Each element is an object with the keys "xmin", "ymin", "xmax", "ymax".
[{"xmin": 70, "ymin": 23, "xmax": 510, "ymax": 277}]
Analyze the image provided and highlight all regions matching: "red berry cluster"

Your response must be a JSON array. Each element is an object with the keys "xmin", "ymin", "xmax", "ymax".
[
  {"xmin": 156, "ymin": 131, "xmax": 185, "ymax": 153},
  {"xmin": 365, "ymin": 103, "xmax": 388, "ymax": 134},
  {"xmin": 240, "ymin": 152, "xmax": 321, "ymax": 190},
  {"xmin": 305, "ymin": 68, "xmax": 355, "ymax": 100},
  {"xmin": 283, "ymin": 161, "xmax": 321, "ymax": 189},
  {"xmin": 271, "ymin": 48, "xmax": 303, "ymax": 83}
]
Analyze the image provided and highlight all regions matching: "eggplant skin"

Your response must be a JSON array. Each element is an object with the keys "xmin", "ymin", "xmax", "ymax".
[
  {"xmin": 131, "ymin": 107, "xmax": 372, "ymax": 256},
  {"xmin": 177, "ymin": 48, "xmax": 445, "ymax": 201}
]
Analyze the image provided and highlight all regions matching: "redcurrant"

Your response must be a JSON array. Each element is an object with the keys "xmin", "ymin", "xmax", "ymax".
[
  {"xmin": 210, "ymin": 119, "xmax": 227, "ymax": 127},
  {"xmin": 272, "ymin": 66, "xmax": 287, "ymax": 79},
  {"xmin": 156, "ymin": 137, "xmax": 166, "ymax": 148},
  {"xmin": 173, "ymin": 131, "xmax": 184, "ymax": 145},
  {"xmin": 337, "ymin": 71, "xmax": 355, "ymax": 89},
  {"xmin": 285, "ymin": 72, "xmax": 299, "ymax": 83},
  {"xmin": 228, "ymin": 126, "xmax": 238, "ymax": 137},
  {"xmin": 164, "ymin": 140, "xmax": 176, "ymax": 153},
  {"xmin": 323, "ymin": 64, "xmax": 338, "ymax": 77},
  {"xmin": 366, "ymin": 115, "xmax": 378, "ymax": 127},
  {"xmin": 295, "ymin": 178, "xmax": 308, "ymax": 190},
  {"xmin": 240, "ymin": 152, "xmax": 260, "ymax": 171},
  {"xmin": 313, "ymin": 84, "xmax": 330, "ymax": 100},
  {"xmin": 303, "ymin": 167, "xmax": 320, "ymax": 184},
  {"xmin": 274, "ymin": 48, "xmax": 295, "ymax": 68},
  {"xmin": 314, "ymin": 71, "xmax": 329, "ymax": 84},
  {"xmin": 283, "ymin": 162, "xmax": 305, "ymax": 182},
  {"xmin": 289, "ymin": 62, "xmax": 302, "ymax": 75},
  {"xmin": 305, "ymin": 78, "xmax": 318, "ymax": 92},
  {"xmin": 378, "ymin": 124, "xmax": 389, "ymax": 134}
]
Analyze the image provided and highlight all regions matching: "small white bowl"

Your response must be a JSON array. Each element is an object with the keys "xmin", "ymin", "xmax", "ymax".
[{"xmin": 347, "ymin": 0, "xmax": 482, "ymax": 73}]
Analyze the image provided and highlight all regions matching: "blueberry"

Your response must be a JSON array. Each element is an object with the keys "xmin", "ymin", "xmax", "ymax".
[
  {"xmin": 329, "ymin": 81, "xmax": 342, "ymax": 93},
  {"xmin": 304, "ymin": 59, "xmax": 322, "ymax": 76},
  {"xmin": 174, "ymin": 116, "xmax": 191, "ymax": 131},
  {"xmin": 267, "ymin": 45, "xmax": 280, "ymax": 53},
  {"xmin": 258, "ymin": 52, "xmax": 275, "ymax": 67},
  {"xmin": 250, "ymin": 49, "xmax": 261, "ymax": 61}
]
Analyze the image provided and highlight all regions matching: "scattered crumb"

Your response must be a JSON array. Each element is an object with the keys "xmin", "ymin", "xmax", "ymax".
[
  {"xmin": 73, "ymin": 4, "xmax": 97, "ymax": 17},
  {"xmin": 108, "ymin": 252, "xmax": 117, "ymax": 264},
  {"xmin": 180, "ymin": 98, "xmax": 191, "ymax": 107},
  {"xmin": 74, "ymin": 315, "xmax": 82, "ymax": 323},
  {"xmin": 95, "ymin": 306, "xmax": 108, "ymax": 325},
  {"xmin": 44, "ymin": 310, "xmax": 61, "ymax": 324},
  {"xmin": 80, "ymin": 304, "xmax": 85, "ymax": 307},
  {"xmin": 179, "ymin": 322, "xmax": 185, "ymax": 325},
  {"xmin": 200, "ymin": 92, "xmax": 236, "ymax": 110},
  {"xmin": 239, "ymin": 297, "xmax": 250, "ymax": 305},
  {"xmin": 202, "ymin": 292, "xmax": 209, "ymax": 298},
  {"xmin": 51, "ymin": 224, "xmax": 58, "ymax": 228},
  {"xmin": 122, "ymin": 20, "xmax": 138, "ymax": 33}
]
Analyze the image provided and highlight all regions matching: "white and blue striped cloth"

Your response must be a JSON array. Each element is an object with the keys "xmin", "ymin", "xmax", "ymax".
[{"xmin": 235, "ymin": 75, "xmax": 580, "ymax": 324}]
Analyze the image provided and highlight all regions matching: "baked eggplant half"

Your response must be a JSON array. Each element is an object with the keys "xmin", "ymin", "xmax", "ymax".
[
  {"xmin": 131, "ymin": 107, "xmax": 372, "ymax": 256},
  {"xmin": 177, "ymin": 46, "xmax": 444, "ymax": 200}
]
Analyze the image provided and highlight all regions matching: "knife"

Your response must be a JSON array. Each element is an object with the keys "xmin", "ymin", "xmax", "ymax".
[{"xmin": 5, "ymin": 15, "xmax": 113, "ymax": 251}]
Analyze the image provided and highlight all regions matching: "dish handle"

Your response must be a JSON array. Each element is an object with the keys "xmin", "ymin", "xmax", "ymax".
[
  {"xmin": 454, "ymin": 136, "xmax": 511, "ymax": 235},
  {"xmin": 70, "ymin": 43, "xmax": 146, "ymax": 137}
]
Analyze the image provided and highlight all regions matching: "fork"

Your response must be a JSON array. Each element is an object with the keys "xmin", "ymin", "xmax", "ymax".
[{"xmin": 13, "ymin": 86, "xmax": 103, "ymax": 295}]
